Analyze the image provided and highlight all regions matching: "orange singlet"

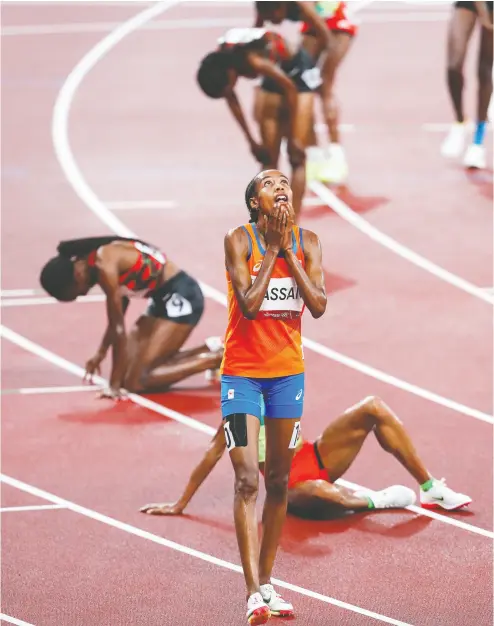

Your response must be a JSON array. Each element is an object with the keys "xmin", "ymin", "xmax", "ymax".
[{"xmin": 220, "ymin": 223, "xmax": 306, "ymax": 379}]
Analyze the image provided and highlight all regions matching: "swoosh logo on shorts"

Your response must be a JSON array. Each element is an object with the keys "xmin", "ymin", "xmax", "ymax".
[{"xmin": 296, "ymin": 390, "xmax": 303, "ymax": 400}]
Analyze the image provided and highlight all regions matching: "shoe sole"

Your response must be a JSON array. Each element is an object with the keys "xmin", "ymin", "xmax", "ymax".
[
  {"xmin": 421, "ymin": 500, "xmax": 472, "ymax": 511},
  {"xmin": 248, "ymin": 606, "xmax": 271, "ymax": 625},
  {"xmin": 271, "ymin": 609, "xmax": 295, "ymax": 618}
]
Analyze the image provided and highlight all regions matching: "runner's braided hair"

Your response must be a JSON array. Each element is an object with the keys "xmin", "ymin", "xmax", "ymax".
[
  {"xmin": 245, "ymin": 173, "xmax": 262, "ymax": 223},
  {"xmin": 39, "ymin": 236, "xmax": 144, "ymax": 301}
]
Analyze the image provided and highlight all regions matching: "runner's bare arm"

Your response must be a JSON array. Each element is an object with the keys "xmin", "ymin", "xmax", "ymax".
[
  {"xmin": 284, "ymin": 229, "xmax": 326, "ymax": 318},
  {"xmin": 225, "ymin": 226, "xmax": 279, "ymax": 319},
  {"xmin": 95, "ymin": 248, "xmax": 128, "ymax": 389},
  {"xmin": 140, "ymin": 424, "xmax": 227, "ymax": 515},
  {"xmin": 225, "ymin": 89, "xmax": 260, "ymax": 151},
  {"xmin": 96, "ymin": 297, "xmax": 130, "ymax": 357}
]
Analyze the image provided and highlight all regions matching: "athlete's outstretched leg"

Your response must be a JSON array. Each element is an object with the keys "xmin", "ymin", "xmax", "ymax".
[
  {"xmin": 316, "ymin": 396, "xmax": 471, "ymax": 510},
  {"xmin": 316, "ymin": 396, "xmax": 430, "ymax": 483}
]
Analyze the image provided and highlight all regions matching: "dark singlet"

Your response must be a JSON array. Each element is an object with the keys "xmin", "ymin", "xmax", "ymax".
[{"xmin": 87, "ymin": 240, "xmax": 166, "ymax": 298}]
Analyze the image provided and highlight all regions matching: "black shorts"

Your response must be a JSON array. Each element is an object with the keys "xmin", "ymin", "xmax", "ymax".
[
  {"xmin": 261, "ymin": 48, "xmax": 322, "ymax": 95},
  {"xmin": 146, "ymin": 271, "xmax": 204, "ymax": 326},
  {"xmin": 455, "ymin": 1, "xmax": 493, "ymax": 13}
]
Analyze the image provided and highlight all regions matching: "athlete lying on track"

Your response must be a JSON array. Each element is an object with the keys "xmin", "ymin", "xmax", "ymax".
[
  {"xmin": 40, "ymin": 236, "xmax": 223, "ymax": 398},
  {"xmin": 141, "ymin": 395, "xmax": 471, "ymax": 521}
]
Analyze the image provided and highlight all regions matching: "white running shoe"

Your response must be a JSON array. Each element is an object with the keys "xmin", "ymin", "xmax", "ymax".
[
  {"xmin": 355, "ymin": 485, "xmax": 416, "ymax": 509},
  {"xmin": 260, "ymin": 584, "xmax": 294, "ymax": 618},
  {"xmin": 441, "ymin": 123, "xmax": 467, "ymax": 158},
  {"xmin": 205, "ymin": 336, "xmax": 224, "ymax": 353},
  {"xmin": 463, "ymin": 144, "xmax": 486, "ymax": 169},
  {"xmin": 420, "ymin": 478, "xmax": 472, "ymax": 511},
  {"xmin": 318, "ymin": 144, "xmax": 349, "ymax": 184},
  {"xmin": 246, "ymin": 592, "xmax": 270, "ymax": 625},
  {"xmin": 204, "ymin": 336, "xmax": 223, "ymax": 383}
]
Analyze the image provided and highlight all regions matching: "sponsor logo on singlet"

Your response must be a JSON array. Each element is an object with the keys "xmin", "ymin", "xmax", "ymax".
[{"xmin": 134, "ymin": 241, "xmax": 165, "ymax": 265}]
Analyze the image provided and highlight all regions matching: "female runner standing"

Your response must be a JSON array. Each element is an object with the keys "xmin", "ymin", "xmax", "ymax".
[{"xmin": 220, "ymin": 170, "xmax": 326, "ymax": 624}]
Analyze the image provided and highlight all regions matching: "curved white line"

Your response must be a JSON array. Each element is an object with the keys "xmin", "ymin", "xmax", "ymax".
[
  {"xmin": 50, "ymin": 2, "xmax": 493, "ymax": 422},
  {"xmin": 310, "ymin": 181, "xmax": 494, "ymax": 306}
]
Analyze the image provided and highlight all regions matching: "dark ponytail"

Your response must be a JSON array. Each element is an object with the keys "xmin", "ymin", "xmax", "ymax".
[
  {"xmin": 41, "ymin": 236, "xmax": 151, "ymax": 301},
  {"xmin": 57, "ymin": 236, "xmax": 139, "ymax": 259}
]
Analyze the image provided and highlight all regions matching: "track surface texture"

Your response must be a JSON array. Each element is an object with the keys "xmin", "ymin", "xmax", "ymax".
[{"xmin": 1, "ymin": 2, "xmax": 492, "ymax": 626}]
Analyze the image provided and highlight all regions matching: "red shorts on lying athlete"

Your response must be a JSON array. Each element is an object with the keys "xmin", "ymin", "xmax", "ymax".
[{"xmin": 287, "ymin": 441, "xmax": 331, "ymax": 489}]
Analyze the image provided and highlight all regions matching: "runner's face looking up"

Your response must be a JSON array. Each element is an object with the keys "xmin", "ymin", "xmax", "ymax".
[{"xmin": 250, "ymin": 170, "xmax": 293, "ymax": 219}]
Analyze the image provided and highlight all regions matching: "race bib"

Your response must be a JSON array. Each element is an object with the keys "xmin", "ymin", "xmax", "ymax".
[
  {"xmin": 253, "ymin": 276, "xmax": 304, "ymax": 314},
  {"xmin": 301, "ymin": 67, "xmax": 322, "ymax": 90},
  {"xmin": 165, "ymin": 293, "xmax": 193, "ymax": 318},
  {"xmin": 289, "ymin": 421, "xmax": 301, "ymax": 449}
]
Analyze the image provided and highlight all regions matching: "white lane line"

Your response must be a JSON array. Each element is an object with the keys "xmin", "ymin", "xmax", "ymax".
[
  {"xmin": 1, "ymin": 323, "xmax": 492, "ymax": 538},
  {"xmin": 0, "ymin": 11, "xmax": 452, "ymax": 38},
  {"xmin": 309, "ymin": 182, "xmax": 494, "ymax": 305},
  {"xmin": 2, "ymin": 286, "xmax": 492, "ymax": 423},
  {"xmin": 1, "ymin": 294, "xmax": 105, "ymax": 307},
  {"xmin": 0, "ymin": 17, "xmax": 246, "ymax": 37},
  {"xmin": 49, "ymin": 0, "xmax": 493, "ymax": 424},
  {"xmin": 1, "ymin": 385, "xmax": 101, "ymax": 395},
  {"xmin": 300, "ymin": 336, "xmax": 493, "ymax": 424},
  {"xmin": 1, "ymin": 474, "xmax": 413, "ymax": 626},
  {"xmin": 0, "ymin": 290, "xmax": 38, "ymax": 298},
  {"xmin": 0, "ymin": 614, "xmax": 35, "ymax": 626},
  {"xmin": 106, "ymin": 200, "xmax": 177, "ymax": 210},
  {"xmin": 0, "ymin": 504, "xmax": 66, "ymax": 513}
]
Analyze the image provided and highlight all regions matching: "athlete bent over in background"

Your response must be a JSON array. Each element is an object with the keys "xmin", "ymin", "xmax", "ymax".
[
  {"xmin": 197, "ymin": 29, "xmax": 323, "ymax": 220},
  {"xmin": 141, "ymin": 396, "xmax": 471, "ymax": 520},
  {"xmin": 256, "ymin": 1, "xmax": 358, "ymax": 184},
  {"xmin": 177, "ymin": 169, "xmax": 325, "ymax": 624},
  {"xmin": 40, "ymin": 236, "xmax": 222, "ymax": 398},
  {"xmin": 441, "ymin": 1, "xmax": 493, "ymax": 169}
]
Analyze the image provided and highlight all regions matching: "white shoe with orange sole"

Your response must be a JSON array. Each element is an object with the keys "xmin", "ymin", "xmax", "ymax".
[
  {"xmin": 260, "ymin": 583, "xmax": 294, "ymax": 618},
  {"xmin": 246, "ymin": 593, "xmax": 270, "ymax": 625},
  {"xmin": 420, "ymin": 478, "xmax": 472, "ymax": 511}
]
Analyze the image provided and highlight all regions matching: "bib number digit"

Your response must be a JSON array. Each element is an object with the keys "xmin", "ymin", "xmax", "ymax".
[
  {"xmin": 224, "ymin": 421, "xmax": 236, "ymax": 451},
  {"xmin": 289, "ymin": 421, "xmax": 301, "ymax": 449},
  {"xmin": 301, "ymin": 68, "xmax": 322, "ymax": 90}
]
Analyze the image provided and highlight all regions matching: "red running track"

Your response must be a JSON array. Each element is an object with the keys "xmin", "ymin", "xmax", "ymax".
[{"xmin": 1, "ymin": 2, "xmax": 492, "ymax": 625}]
